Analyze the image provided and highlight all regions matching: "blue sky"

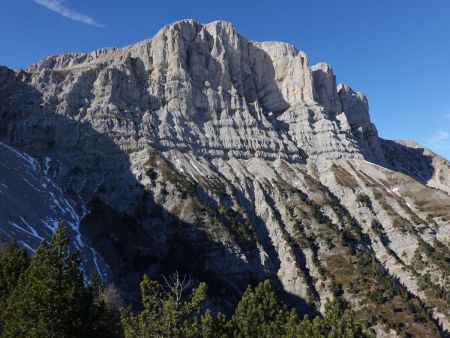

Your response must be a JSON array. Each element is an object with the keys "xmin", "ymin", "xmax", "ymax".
[{"xmin": 1, "ymin": 0, "xmax": 450, "ymax": 159}]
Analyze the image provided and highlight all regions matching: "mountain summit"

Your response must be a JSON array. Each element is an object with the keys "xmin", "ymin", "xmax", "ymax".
[{"xmin": 0, "ymin": 20, "xmax": 449, "ymax": 336}]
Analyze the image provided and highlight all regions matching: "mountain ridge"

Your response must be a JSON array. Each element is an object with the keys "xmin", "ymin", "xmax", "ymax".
[{"xmin": 1, "ymin": 19, "xmax": 449, "ymax": 336}]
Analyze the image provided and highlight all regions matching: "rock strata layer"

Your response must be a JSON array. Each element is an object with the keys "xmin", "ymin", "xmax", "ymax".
[{"xmin": 1, "ymin": 19, "xmax": 449, "ymax": 336}]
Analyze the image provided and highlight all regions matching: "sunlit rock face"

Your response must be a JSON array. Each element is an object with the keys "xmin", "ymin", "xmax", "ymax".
[{"xmin": 1, "ymin": 19, "xmax": 449, "ymax": 335}]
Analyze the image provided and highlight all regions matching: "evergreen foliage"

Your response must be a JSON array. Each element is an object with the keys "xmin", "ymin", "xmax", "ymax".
[
  {"xmin": 0, "ymin": 224, "xmax": 389, "ymax": 337},
  {"xmin": 121, "ymin": 276, "xmax": 371, "ymax": 338},
  {"xmin": 87, "ymin": 271, "xmax": 125, "ymax": 338},
  {"xmin": 0, "ymin": 222, "xmax": 120, "ymax": 338},
  {"xmin": 0, "ymin": 239, "xmax": 29, "ymax": 305},
  {"xmin": 228, "ymin": 280, "xmax": 290, "ymax": 337},
  {"xmin": 121, "ymin": 273, "xmax": 207, "ymax": 337}
]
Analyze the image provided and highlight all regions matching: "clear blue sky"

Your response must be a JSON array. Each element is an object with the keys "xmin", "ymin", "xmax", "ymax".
[{"xmin": 1, "ymin": 0, "xmax": 450, "ymax": 159}]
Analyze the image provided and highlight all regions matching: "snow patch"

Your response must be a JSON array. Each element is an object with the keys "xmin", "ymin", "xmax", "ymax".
[
  {"xmin": 3, "ymin": 143, "xmax": 39, "ymax": 171},
  {"xmin": 19, "ymin": 216, "xmax": 43, "ymax": 239},
  {"xmin": 19, "ymin": 240, "xmax": 35, "ymax": 252},
  {"xmin": 8, "ymin": 221, "xmax": 41, "ymax": 240}
]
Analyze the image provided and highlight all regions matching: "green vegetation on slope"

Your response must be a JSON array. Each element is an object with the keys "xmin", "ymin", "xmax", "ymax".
[
  {"xmin": 122, "ymin": 278, "xmax": 371, "ymax": 338},
  {"xmin": 0, "ymin": 223, "xmax": 373, "ymax": 337},
  {"xmin": 0, "ymin": 223, "xmax": 122, "ymax": 338}
]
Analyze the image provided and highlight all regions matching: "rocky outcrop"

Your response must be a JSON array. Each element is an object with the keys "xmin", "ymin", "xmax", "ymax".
[
  {"xmin": 311, "ymin": 62, "xmax": 341, "ymax": 115},
  {"xmin": 337, "ymin": 83, "xmax": 384, "ymax": 162},
  {"xmin": 0, "ymin": 19, "xmax": 449, "ymax": 336}
]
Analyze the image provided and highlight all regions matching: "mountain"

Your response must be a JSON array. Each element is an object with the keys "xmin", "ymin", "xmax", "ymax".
[{"xmin": 1, "ymin": 19, "xmax": 449, "ymax": 336}]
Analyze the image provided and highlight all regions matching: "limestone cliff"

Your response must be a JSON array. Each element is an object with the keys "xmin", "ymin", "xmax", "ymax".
[{"xmin": 1, "ymin": 19, "xmax": 449, "ymax": 336}]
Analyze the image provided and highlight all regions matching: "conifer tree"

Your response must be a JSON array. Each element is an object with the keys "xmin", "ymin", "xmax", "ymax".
[
  {"xmin": 0, "ymin": 238, "xmax": 30, "ymax": 334},
  {"xmin": 121, "ymin": 272, "xmax": 207, "ymax": 338},
  {"xmin": 88, "ymin": 271, "xmax": 125, "ymax": 338},
  {"xmin": 229, "ymin": 280, "xmax": 291, "ymax": 338},
  {"xmin": 283, "ymin": 309, "xmax": 302, "ymax": 338},
  {"xmin": 0, "ymin": 238, "xmax": 29, "ymax": 304},
  {"xmin": 1, "ymin": 222, "xmax": 91, "ymax": 337},
  {"xmin": 320, "ymin": 299, "xmax": 367, "ymax": 338},
  {"xmin": 200, "ymin": 309, "xmax": 229, "ymax": 338},
  {"xmin": 286, "ymin": 299, "xmax": 372, "ymax": 338}
]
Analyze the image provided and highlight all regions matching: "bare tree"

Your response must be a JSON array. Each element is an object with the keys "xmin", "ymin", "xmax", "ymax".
[{"xmin": 161, "ymin": 271, "xmax": 191, "ymax": 308}]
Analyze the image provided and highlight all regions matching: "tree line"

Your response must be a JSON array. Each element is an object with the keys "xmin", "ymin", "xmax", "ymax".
[{"xmin": 0, "ymin": 223, "xmax": 372, "ymax": 337}]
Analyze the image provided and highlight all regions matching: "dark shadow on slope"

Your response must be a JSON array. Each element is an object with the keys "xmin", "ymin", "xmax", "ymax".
[
  {"xmin": 259, "ymin": 189, "xmax": 320, "ymax": 316},
  {"xmin": 0, "ymin": 65, "xmax": 313, "ymax": 314},
  {"xmin": 0, "ymin": 66, "xmax": 261, "ymax": 309},
  {"xmin": 378, "ymin": 139, "xmax": 435, "ymax": 185},
  {"xmin": 310, "ymin": 64, "xmax": 438, "ymax": 184},
  {"xmin": 80, "ymin": 197, "xmax": 258, "ymax": 309}
]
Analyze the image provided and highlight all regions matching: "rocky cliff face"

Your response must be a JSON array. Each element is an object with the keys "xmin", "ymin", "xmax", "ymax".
[{"xmin": 1, "ymin": 19, "xmax": 449, "ymax": 336}]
